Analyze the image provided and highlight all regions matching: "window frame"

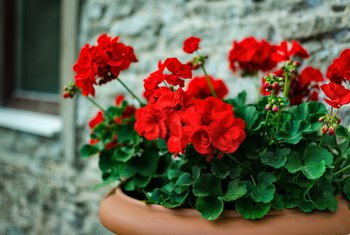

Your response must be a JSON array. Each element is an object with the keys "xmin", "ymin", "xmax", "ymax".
[{"xmin": 1, "ymin": 0, "xmax": 61, "ymax": 115}]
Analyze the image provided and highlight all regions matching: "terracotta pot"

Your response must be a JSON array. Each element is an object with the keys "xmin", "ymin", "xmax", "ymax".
[{"xmin": 100, "ymin": 188, "xmax": 350, "ymax": 235}]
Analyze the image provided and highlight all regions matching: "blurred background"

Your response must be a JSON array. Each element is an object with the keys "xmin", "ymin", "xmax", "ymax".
[{"xmin": 0, "ymin": 0, "xmax": 349, "ymax": 234}]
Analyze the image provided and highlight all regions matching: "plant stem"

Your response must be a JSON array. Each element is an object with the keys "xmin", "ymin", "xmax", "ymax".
[
  {"xmin": 116, "ymin": 77, "xmax": 144, "ymax": 106},
  {"xmin": 200, "ymin": 64, "xmax": 217, "ymax": 98},
  {"xmin": 334, "ymin": 163, "xmax": 350, "ymax": 176},
  {"xmin": 283, "ymin": 73, "xmax": 290, "ymax": 98},
  {"xmin": 77, "ymin": 90, "xmax": 118, "ymax": 125},
  {"xmin": 319, "ymin": 134, "xmax": 325, "ymax": 146},
  {"xmin": 85, "ymin": 95, "xmax": 106, "ymax": 112},
  {"xmin": 250, "ymin": 174, "xmax": 257, "ymax": 186},
  {"xmin": 196, "ymin": 51, "xmax": 217, "ymax": 98},
  {"xmin": 228, "ymin": 155, "xmax": 253, "ymax": 172}
]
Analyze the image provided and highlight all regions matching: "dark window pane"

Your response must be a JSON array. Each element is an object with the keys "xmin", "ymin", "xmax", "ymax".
[{"xmin": 16, "ymin": 0, "xmax": 60, "ymax": 94}]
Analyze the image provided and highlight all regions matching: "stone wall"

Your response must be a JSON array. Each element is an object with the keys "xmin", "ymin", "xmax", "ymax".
[{"xmin": 1, "ymin": 0, "xmax": 350, "ymax": 234}]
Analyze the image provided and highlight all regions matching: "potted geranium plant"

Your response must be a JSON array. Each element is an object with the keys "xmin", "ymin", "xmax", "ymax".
[{"xmin": 64, "ymin": 34, "xmax": 350, "ymax": 235}]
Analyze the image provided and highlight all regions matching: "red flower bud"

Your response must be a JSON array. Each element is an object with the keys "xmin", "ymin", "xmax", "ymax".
[
  {"xmin": 294, "ymin": 61, "xmax": 300, "ymax": 67},
  {"xmin": 272, "ymin": 82, "xmax": 279, "ymax": 89},
  {"xmin": 272, "ymin": 105, "xmax": 279, "ymax": 112},
  {"xmin": 63, "ymin": 92, "xmax": 71, "ymax": 99},
  {"xmin": 318, "ymin": 116, "xmax": 325, "ymax": 123},
  {"xmin": 329, "ymin": 127, "xmax": 335, "ymax": 136},
  {"xmin": 263, "ymin": 82, "xmax": 271, "ymax": 89},
  {"xmin": 322, "ymin": 125, "xmax": 329, "ymax": 134}
]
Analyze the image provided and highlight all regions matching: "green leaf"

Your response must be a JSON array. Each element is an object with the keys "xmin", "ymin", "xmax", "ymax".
[
  {"xmin": 193, "ymin": 174, "xmax": 222, "ymax": 197},
  {"xmin": 225, "ymin": 91, "xmax": 247, "ymax": 108},
  {"xmin": 98, "ymin": 150, "xmax": 113, "ymax": 172},
  {"xmin": 196, "ymin": 196, "xmax": 224, "ymax": 220},
  {"xmin": 211, "ymin": 157, "xmax": 241, "ymax": 179},
  {"xmin": 260, "ymin": 148, "xmax": 290, "ymax": 169},
  {"xmin": 251, "ymin": 172, "xmax": 276, "ymax": 203},
  {"xmin": 80, "ymin": 144, "xmax": 99, "ymax": 158},
  {"xmin": 302, "ymin": 145, "xmax": 333, "ymax": 180},
  {"xmin": 234, "ymin": 106, "xmax": 259, "ymax": 130},
  {"xmin": 271, "ymin": 194, "xmax": 284, "ymax": 210},
  {"xmin": 236, "ymin": 198, "xmax": 270, "ymax": 219},
  {"xmin": 220, "ymin": 179, "xmax": 247, "ymax": 201},
  {"xmin": 288, "ymin": 102, "xmax": 327, "ymax": 122},
  {"xmin": 113, "ymin": 146, "xmax": 135, "ymax": 162},
  {"xmin": 285, "ymin": 151, "xmax": 303, "ymax": 173},
  {"xmin": 129, "ymin": 149, "xmax": 160, "ymax": 177},
  {"xmin": 124, "ymin": 174, "xmax": 151, "ymax": 191},
  {"xmin": 275, "ymin": 120, "xmax": 311, "ymax": 144},
  {"xmin": 312, "ymin": 193, "xmax": 338, "ymax": 212},
  {"xmin": 336, "ymin": 125, "xmax": 350, "ymax": 139},
  {"xmin": 343, "ymin": 178, "xmax": 350, "ymax": 201},
  {"xmin": 175, "ymin": 172, "xmax": 194, "ymax": 186}
]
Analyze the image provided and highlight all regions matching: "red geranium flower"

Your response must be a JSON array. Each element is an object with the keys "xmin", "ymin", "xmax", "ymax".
[
  {"xmin": 326, "ymin": 49, "xmax": 350, "ymax": 84},
  {"xmin": 134, "ymin": 104, "xmax": 167, "ymax": 140},
  {"xmin": 272, "ymin": 40, "xmax": 309, "ymax": 63},
  {"xmin": 89, "ymin": 111, "xmax": 104, "ymax": 129},
  {"xmin": 143, "ymin": 58, "xmax": 192, "ymax": 98},
  {"xmin": 228, "ymin": 37, "xmax": 277, "ymax": 75},
  {"xmin": 187, "ymin": 75, "xmax": 228, "ymax": 99},
  {"xmin": 321, "ymin": 82, "xmax": 350, "ymax": 109},
  {"xmin": 183, "ymin": 36, "xmax": 201, "ymax": 54},
  {"xmin": 73, "ymin": 44, "xmax": 96, "ymax": 96}
]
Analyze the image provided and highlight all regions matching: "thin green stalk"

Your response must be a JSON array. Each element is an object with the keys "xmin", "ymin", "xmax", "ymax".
[
  {"xmin": 319, "ymin": 134, "xmax": 325, "ymax": 146},
  {"xmin": 250, "ymin": 174, "xmax": 257, "ymax": 187},
  {"xmin": 228, "ymin": 155, "xmax": 253, "ymax": 172},
  {"xmin": 116, "ymin": 77, "xmax": 144, "ymax": 106},
  {"xmin": 196, "ymin": 51, "xmax": 217, "ymax": 98},
  {"xmin": 77, "ymin": 90, "xmax": 118, "ymax": 125},
  {"xmin": 334, "ymin": 163, "xmax": 350, "ymax": 176},
  {"xmin": 201, "ymin": 65, "xmax": 217, "ymax": 98},
  {"xmin": 283, "ymin": 73, "xmax": 290, "ymax": 98}
]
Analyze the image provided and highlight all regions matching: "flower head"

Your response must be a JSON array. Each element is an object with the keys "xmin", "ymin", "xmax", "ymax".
[
  {"xmin": 321, "ymin": 82, "xmax": 350, "ymax": 109},
  {"xmin": 183, "ymin": 36, "xmax": 201, "ymax": 54}
]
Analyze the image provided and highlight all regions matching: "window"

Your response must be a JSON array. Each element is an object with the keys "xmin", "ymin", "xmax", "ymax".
[{"xmin": 1, "ymin": 0, "xmax": 61, "ymax": 115}]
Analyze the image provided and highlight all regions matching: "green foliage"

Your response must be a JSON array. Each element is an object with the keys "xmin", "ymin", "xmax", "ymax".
[
  {"xmin": 195, "ymin": 196, "xmax": 224, "ymax": 220},
  {"xmin": 236, "ymin": 198, "xmax": 271, "ymax": 219},
  {"xmin": 79, "ymin": 92, "xmax": 350, "ymax": 221}
]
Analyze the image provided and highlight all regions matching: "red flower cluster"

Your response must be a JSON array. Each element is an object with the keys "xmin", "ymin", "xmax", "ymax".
[
  {"xmin": 73, "ymin": 34, "xmax": 138, "ymax": 96},
  {"xmin": 187, "ymin": 75, "xmax": 228, "ymax": 99},
  {"xmin": 289, "ymin": 66, "xmax": 324, "ymax": 105},
  {"xmin": 183, "ymin": 36, "xmax": 201, "ymax": 54},
  {"xmin": 135, "ymin": 85, "xmax": 245, "ymax": 161},
  {"xmin": 272, "ymin": 40, "xmax": 309, "ymax": 62},
  {"xmin": 326, "ymin": 49, "xmax": 350, "ymax": 84},
  {"xmin": 143, "ymin": 58, "xmax": 192, "ymax": 99},
  {"xmin": 321, "ymin": 82, "xmax": 350, "ymax": 109},
  {"xmin": 228, "ymin": 37, "xmax": 277, "ymax": 75}
]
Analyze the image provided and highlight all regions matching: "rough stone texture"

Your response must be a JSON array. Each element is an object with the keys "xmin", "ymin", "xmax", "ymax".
[{"xmin": 1, "ymin": 0, "xmax": 350, "ymax": 234}]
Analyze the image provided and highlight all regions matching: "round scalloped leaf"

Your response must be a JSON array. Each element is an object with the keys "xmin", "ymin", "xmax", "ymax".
[
  {"xmin": 236, "ymin": 198, "xmax": 271, "ymax": 219},
  {"xmin": 193, "ymin": 174, "xmax": 223, "ymax": 197},
  {"xmin": 195, "ymin": 196, "xmax": 224, "ymax": 221},
  {"xmin": 220, "ymin": 179, "xmax": 247, "ymax": 201}
]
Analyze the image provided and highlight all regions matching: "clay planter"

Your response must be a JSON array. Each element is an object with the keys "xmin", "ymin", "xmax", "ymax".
[{"xmin": 100, "ymin": 188, "xmax": 350, "ymax": 235}]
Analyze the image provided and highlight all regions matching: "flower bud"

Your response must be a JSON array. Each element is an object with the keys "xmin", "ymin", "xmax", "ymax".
[
  {"xmin": 329, "ymin": 127, "xmax": 335, "ymax": 136},
  {"xmin": 263, "ymin": 82, "xmax": 271, "ymax": 89},
  {"xmin": 319, "ymin": 116, "xmax": 325, "ymax": 123},
  {"xmin": 265, "ymin": 104, "xmax": 270, "ymax": 111},
  {"xmin": 336, "ymin": 118, "xmax": 341, "ymax": 124},
  {"xmin": 272, "ymin": 105, "xmax": 279, "ymax": 112},
  {"xmin": 322, "ymin": 125, "xmax": 328, "ymax": 134},
  {"xmin": 294, "ymin": 61, "xmax": 301, "ymax": 67},
  {"xmin": 272, "ymin": 82, "xmax": 279, "ymax": 89},
  {"xmin": 63, "ymin": 92, "xmax": 71, "ymax": 99}
]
